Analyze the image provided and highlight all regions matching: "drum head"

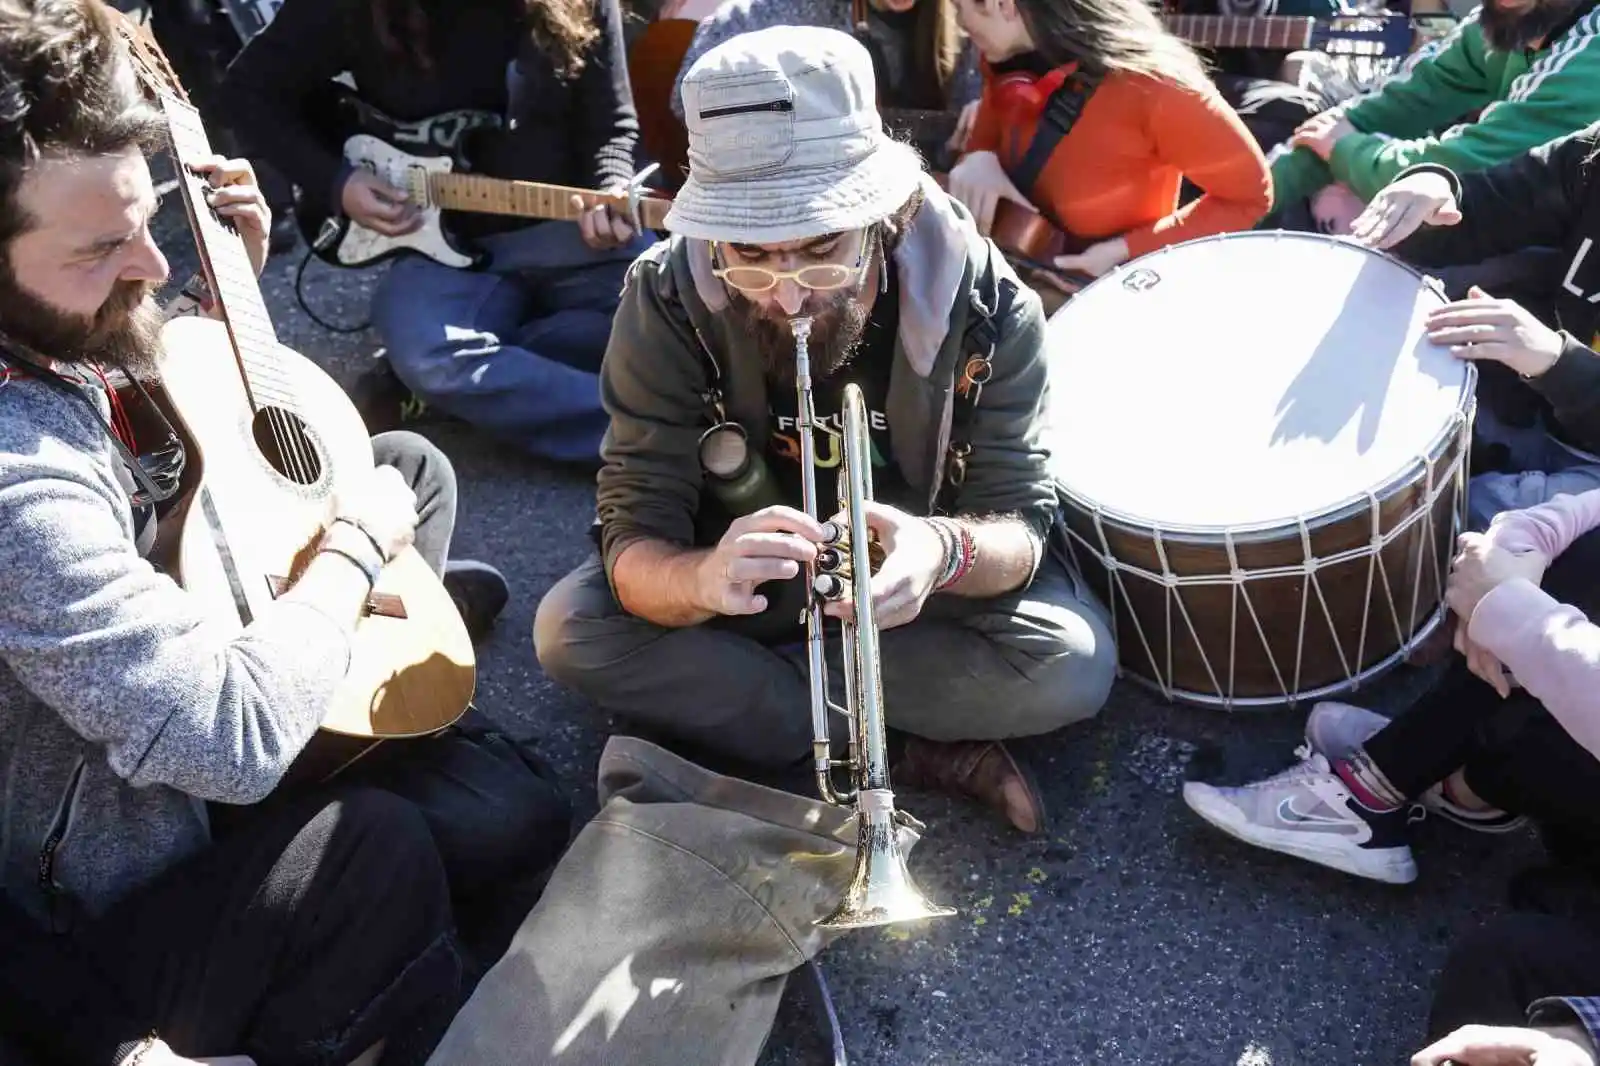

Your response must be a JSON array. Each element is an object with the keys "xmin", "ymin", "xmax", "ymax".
[{"xmin": 1045, "ymin": 232, "xmax": 1471, "ymax": 532}]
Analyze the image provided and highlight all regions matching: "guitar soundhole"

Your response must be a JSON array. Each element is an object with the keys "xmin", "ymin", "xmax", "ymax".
[{"xmin": 252, "ymin": 407, "xmax": 325, "ymax": 486}]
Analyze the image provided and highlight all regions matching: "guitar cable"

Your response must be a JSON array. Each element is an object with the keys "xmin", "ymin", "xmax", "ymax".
[{"xmin": 293, "ymin": 245, "xmax": 375, "ymax": 335}]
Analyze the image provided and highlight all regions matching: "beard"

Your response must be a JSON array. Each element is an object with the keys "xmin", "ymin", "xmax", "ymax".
[
  {"xmin": 729, "ymin": 287, "xmax": 872, "ymax": 385},
  {"xmin": 1480, "ymin": 0, "xmax": 1578, "ymax": 51},
  {"xmin": 0, "ymin": 269, "xmax": 165, "ymax": 380}
]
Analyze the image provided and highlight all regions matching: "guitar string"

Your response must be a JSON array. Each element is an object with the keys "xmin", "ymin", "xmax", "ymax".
[{"xmin": 148, "ymin": 46, "xmax": 323, "ymax": 484}]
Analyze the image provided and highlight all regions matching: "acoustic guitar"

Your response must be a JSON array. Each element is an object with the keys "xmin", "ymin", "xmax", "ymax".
[{"xmin": 111, "ymin": 15, "xmax": 476, "ymax": 756}]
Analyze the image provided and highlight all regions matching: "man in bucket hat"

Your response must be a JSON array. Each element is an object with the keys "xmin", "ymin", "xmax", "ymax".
[{"xmin": 536, "ymin": 25, "xmax": 1116, "ymax": 834}]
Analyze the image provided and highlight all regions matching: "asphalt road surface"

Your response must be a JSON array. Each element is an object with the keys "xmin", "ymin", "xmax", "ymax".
[{"xmin": 153, "ymin": 193, "xmax": 1538, "ymax": 1066}]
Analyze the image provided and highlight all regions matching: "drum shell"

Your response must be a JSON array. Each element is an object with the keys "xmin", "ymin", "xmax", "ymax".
[{"xmin": 1058, "ymin": 414, "xmax": 1470, "ymax": 707}]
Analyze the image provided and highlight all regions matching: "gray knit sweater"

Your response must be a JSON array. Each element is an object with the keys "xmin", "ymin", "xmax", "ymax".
[
  {"xmin": 0, "ymin": 374, "xmax": 351, "ymax": 927},
  {"xmin": 670, "ymin": 0, "xmax": 982, "ymax": 121}
]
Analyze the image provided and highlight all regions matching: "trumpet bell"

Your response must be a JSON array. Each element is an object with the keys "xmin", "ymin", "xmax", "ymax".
[{"xmin": 818, "ymin": 792, "xmax": 957, "ymax": 930}]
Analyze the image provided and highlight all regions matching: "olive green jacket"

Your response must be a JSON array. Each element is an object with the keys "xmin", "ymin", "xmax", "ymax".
[{"xmin": 595, "ymin": 175, "xmax": 1057, "ymax": 586}]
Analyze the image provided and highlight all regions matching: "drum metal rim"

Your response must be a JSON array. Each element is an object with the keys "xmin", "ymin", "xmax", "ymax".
[
  {"xmin": 1063, "ymin": 228, "xmax": 1452, "ymax": 306},
  {"xmin": 1057, "ymin": 374, "xmax": 1478, "ymax": 546}
]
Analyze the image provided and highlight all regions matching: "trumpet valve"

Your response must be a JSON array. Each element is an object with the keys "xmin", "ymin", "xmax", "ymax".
[
  {"xmin": 816, "ymin": 546, "xmax": 845, "ymax": 573},
  {"xmin": 820, "ymin": 520, "xmax": 845, "ymax": 546},
  {"xmin": 813, "ymin": 572, "xmax": 847, "ymax": 600}
]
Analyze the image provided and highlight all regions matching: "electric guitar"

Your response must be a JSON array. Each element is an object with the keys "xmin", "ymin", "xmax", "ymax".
[
  {"xmin": 296, "ymin": 89, "xmax": 671, "ymax": 269},
  {"xmin": 112, "ymin": 15, "xmax": 476, "ymax": 757}
]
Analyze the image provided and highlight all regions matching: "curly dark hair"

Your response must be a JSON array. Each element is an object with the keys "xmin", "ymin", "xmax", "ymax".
[
  {"xmin": 0, "ymin": 0, "xmax": 165, "ymax": 252},
  {"xmin": 372, "ymin": 0, "xmax": 600, "ymax": 80}
]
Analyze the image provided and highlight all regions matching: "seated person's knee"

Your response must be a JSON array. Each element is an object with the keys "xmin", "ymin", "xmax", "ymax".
[
  {"xmin": 532, "ymin": 562, "xmax": 620, "ymax": 687},
  {"xmin": 326, "ymin": 788, "xmax": 451, "ymax": 906},
  {"xmin": 1000, "ymin": 587, "xmax": 1118, "ymax": 730}
]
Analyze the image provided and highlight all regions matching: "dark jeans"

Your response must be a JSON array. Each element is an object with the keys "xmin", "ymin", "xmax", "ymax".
[
  {"xmin": 82, "ymin": 788, "xmax": 460, "ymax": 1064},
  {"xmin": 371, "ymin": 225, "xmax": 652, "ymax": 464},
  {"xmin": 534, "ymin": 551, "xmax": 1118, "ymax": 768},
  {"xmin": 1361, "ymin": 530, "xmax": 1600, "ymax": 862},
  {"xmin": 1428, "ymin": 913, "xmax": 1600, "ymax": 1040},
  {"xmin": 225, "ymin": 431, "xmax": 573, "ymax": 910}
]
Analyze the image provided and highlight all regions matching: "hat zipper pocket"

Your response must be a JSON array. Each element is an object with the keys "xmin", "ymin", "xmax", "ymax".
[{"xmin": 698, "ymin": 98, "xmax": 795, "ymax": 120}]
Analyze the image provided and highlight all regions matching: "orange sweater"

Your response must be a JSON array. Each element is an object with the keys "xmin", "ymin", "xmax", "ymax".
[{"xmin": 966, "ymin": 65, "xmax": 1272, "ymax": 259}]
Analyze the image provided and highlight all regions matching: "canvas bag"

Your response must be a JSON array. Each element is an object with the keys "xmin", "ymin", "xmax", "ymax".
[{"xmin": 427, "ymin": 735, "xmax": 926, "ymax": 1066}]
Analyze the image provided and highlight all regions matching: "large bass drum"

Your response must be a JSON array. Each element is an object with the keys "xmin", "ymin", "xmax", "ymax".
[{"xmin": 1045, "ymin": 231, "xmax": 1476, "ymax": 708}]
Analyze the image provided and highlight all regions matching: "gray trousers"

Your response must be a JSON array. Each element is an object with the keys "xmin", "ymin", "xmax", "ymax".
[{"xmin": 533, "ymin": 551, "xmax": 1118, "ymax": 767}]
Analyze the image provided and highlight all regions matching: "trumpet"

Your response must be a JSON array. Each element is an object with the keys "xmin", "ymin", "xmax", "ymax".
[{"xmin": 790, "ymin": 315, "xmax": 955, "ymax": 931}]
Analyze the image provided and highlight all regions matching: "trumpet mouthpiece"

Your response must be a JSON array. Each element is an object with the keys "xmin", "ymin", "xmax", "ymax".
[{"xmin": 789, "ymin": 315, "xmax": 813, "ymax": 341}]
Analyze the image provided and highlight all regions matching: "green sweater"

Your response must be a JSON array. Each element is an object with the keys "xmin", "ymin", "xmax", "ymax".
[{"xmin": 1271, "ymin": 4, "xmax": 1600, "ymax": 207}]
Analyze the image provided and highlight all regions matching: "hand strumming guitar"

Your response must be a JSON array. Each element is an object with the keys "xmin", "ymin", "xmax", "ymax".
[
  {"xmin": 947, "ymin": 150, "xmax": 1035, "ymax": 238},
  {"xmin": 340, "ymin": 170, "xmax": 422, "ymax": 239}
]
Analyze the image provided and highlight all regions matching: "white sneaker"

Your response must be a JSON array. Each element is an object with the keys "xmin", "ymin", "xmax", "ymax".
[
  {"xmin": 1305, "ymin": 701, "xmax": 1529, "ymax": 835},
  {"xmin": 1183, "ymin": 746, "xmax": 1419, "ymax": 885}
]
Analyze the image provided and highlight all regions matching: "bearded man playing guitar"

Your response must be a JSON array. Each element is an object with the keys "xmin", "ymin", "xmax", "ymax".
[
  {"xmin": 224, "ymin": 0, "xmax": 655, "ymax": 465},
  {"xmin": 0, "ymin": 3, "xmax": 571, "ymax": 1064}
]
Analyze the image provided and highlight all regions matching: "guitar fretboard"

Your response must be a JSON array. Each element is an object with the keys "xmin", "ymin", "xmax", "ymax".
[
  {"xmin": 429, "ymin": 173, "xmax": 673, "ymax": 230},
  {"xmin": 162, "ymin": 97, "xmax": 291, "ymax": 413},
  {"xmin": 1164, "ymin": 13, "xmax": 1317, "ymax": 50}
]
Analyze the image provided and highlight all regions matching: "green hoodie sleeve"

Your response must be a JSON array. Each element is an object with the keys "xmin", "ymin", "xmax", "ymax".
[
  {"xmin": 1266, "ymin": 17, "xmax": 1491, "ymax": 210},
  {"xmin": 1340, "ymin": 15, "xmax": 1497, "ymax": 138},
  {"xmin": 1330, "ymin": 13, "xmax": 1600, "ymax": 199}
]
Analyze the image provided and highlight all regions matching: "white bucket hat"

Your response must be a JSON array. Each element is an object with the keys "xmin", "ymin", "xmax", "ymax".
[{"xmin": 663, "ymin": 25, "xmax": 925, "ymax": 245}]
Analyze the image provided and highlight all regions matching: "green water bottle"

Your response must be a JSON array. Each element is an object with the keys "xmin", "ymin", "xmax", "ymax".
[{"xmin": 699, "ymin": 423, "xmax": 786, "ymax": 516}]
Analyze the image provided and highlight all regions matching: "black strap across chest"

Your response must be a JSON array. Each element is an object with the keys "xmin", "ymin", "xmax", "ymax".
[{"xmin": 1008, "ymin": 69, "xmax": 1105, "ymax": 207}]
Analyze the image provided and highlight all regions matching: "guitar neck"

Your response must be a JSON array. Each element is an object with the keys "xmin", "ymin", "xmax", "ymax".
[
  {"xmin": 428, "ymin": 173, "xmax": 673, "ymax": 229},
  {"xmin": 1164, "ymin": 13, "xmax": 1316, "ymax": 50},
  {"xmin": 160, "ymin": 96, "xmax": 285, "ymax": 411}
]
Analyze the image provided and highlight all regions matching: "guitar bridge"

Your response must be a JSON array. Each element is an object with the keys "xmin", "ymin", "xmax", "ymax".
[{"xmin": 266, "ymin": 575, "xmax": 409, "ymax": 619}]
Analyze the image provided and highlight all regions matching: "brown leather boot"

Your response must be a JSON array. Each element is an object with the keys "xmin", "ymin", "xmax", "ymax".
[{"xmin": 893, "ymin": 737, "xmax": 1048, "ymax": 835}]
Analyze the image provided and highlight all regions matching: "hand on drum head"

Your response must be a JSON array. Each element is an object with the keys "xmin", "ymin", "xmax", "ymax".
[
  {"xmin": 695, "ymin": 505, "xmax": 826, "ymax": 617},
  {"xmin": 820, "ymin": 501, "xmax": 944, "ymax": 631},
  {"xmin": 1425, "ymin": 287, "xmax": 1564, "ymax": 379},
  {"xmin": 1349, "ymin": 169, "xmax": 1461, "ymax": 250}
]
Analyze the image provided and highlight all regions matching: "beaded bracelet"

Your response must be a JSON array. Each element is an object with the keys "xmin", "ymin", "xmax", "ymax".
[{"xmin": 928, "ymin": 517, "xmax": 977, "ymax": 591}]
